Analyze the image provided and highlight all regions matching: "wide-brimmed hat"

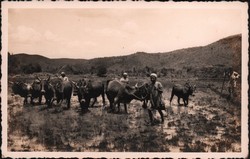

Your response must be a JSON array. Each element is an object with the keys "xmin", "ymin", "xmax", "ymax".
[{"xmin": 61, "ymin": 72, "xmax": 65, "ymax": 75}]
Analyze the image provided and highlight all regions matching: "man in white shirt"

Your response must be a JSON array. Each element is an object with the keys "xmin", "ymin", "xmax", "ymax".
[
  {"xmin": 59, "ymin": 72, "xmax": 69, "ymax": 81},
  {"xmin": 227, "ymin": 70, "xmax": 240, "ymax": 97},
  {"xmin": 120, "ymin": 72, "xmax": 129, "ymax": 84}
]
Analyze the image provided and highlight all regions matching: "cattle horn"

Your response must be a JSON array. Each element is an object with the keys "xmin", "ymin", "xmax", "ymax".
[
  {"xmin": 47, "ymin": 76, "xmax": 50, "ymax": 81},
  {"xmin": 35, "ymin": 75, "xmax": 41, "ymax": 81},
  {"xmin": 71, "ymin": 81, "xmax": 79, "ymax": 89},
  {"xmin": 135, "ymin": 83, "xmax": 138, "ymax": 88},
  {"xmin": 131, "ymin": 93, "xmax": 144, "ymax": 101}
]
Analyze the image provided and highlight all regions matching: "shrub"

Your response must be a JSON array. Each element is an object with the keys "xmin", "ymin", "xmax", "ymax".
[
  {"xmin": 97, "ymin": 65, "xmax": 107, "ymax": 77},
  {"xmin": 21, "ymin": 63, "xmax": 42, "ymax": 74}
]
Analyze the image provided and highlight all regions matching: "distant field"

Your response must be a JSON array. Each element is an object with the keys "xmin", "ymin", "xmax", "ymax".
[{"xmin": 7, "ymin": 74, "xmax": 241, "ymax": 152}]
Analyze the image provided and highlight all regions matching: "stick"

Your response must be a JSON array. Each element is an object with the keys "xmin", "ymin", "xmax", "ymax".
[{"xmin": 221, "ymin": 72, "xmax": 227, "ymax": 94}]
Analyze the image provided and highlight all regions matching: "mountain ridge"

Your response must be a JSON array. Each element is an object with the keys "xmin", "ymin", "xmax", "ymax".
[{"xmin": 8, "ymin": 34, "xmax": 241, "ymax": 78}]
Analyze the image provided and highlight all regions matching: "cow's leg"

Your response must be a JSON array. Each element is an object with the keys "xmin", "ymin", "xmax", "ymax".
[
  {"xmin": 24, "ymin": 97, "xmax": 27, "ymax": 105},
  {"xmin": 108, "ymin": 98, "xmax": 114, "ymax": 113},
  {"xmin": 117, "ymin": 103, "xmax": 120, "ymax": 112},
  {"xmin": 87, "ymin": 98, "xmax": 91, "ymax": 109},
  {"xmin": 47, "ymin": 98, "xmax": 52, "ymax": 108},
  {"xmin": 177, "ymin": 97, "xmax": 181, "ymax": 106},
  {"xmin": 124, "ymin": 103, "xmax": 128, "ymax": 114},
  {"xmin": 31, "ymin": 97, "xmax": 34, "ymax": 105},
  {"xmin": 58, "ymin": 99, "xmax": 63, "ymax": 106},
  {"xmin": 170, "ymin": 93, "xmax": 174, "ymax": 106},
  {"xmin": 67, "ymin": 97, "xmax": 71, "ymax": 109},
  {"xmin": 114, "ymin": 97, "xmax": 119, "ymax": 113},
  {"xmin": 57, "ymin": 98, "xmax": 61, "ymax": 104},
  {"xmin": 110, "ymin": 101, "xmax": 114, "ymax": 112},
  {"xmin": 147, "ymin": 109, "xmax": 154, "ymax": 125},
  {"xmin": 50, "ymin": 97, "xmax": 55, "ymax": 106},
  {"xmin": 45, "ymin": 98, "xmax": 49, "ymax": 106},
  {"xmin": 142, "ymin": 100, "xmax": 147, "ymax": 109},
  {"xmin": 80, "ymin": 98, "xmax": 88, "ymax": 113},
  {"xmin": 101, "ymin": 92, "xmax": 106, "ymax": 107},
  {"xmin": 183, "ymin": 98, "xmax": 187, "ymax": 106},
  {"xmin": 90, "ymin": 97, "xmax": 97, "ymax": 107},
  {"xmin": 48, "ymin": 97, "xmax": 55, "ymax": 107},
  {"xmin": 158, "ymin": 109, "xmax": 164, "ymax": 123},
  {"xmin": 38, "ymin": 95, "xmax": 42, "ymax": 105},
  {"xmin": 56, "ymin": 93, "xmax": 63, "ymax": 105}
]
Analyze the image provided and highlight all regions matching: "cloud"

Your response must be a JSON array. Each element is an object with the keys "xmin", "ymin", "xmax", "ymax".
[
  {"xmin": 122, "ymin": 21, "xmax": 138, "ymax": 33},
  {"xmin": 82, "ymin": 41, "xmax": 96, "ymax": 47},
  {"xmin": 9, "ymin": 25, "xmax": 42, "ymax": 43},
  {"xmin": 44, "ymin": 30, "xmax": 59, "ymax": 41},
  {"xmin": 96, "ymin": 27, "xmax": 127, "ymax": 39}
]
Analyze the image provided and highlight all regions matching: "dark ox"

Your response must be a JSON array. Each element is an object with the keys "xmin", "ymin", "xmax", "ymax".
[
  {"xmin": 106, "ymin": 79, "xmax": 149, "ymax": 113},
  {"xmin": 74, "ymin": 79, "xmax": 105, "ymax": 112},
  {"xmin": 31, "ymin": 79, "xmax": 43, "ymax": 105},
  {"xmin": 35, "ymin": 76, "xmax": 55, "ymax": 107},
  {"xmin": 11, "ymin": 81, "xmax": 32, "ymax": 104},
  {"xmin": 72, "ymin": 79, "xmax": 86, "ymax": 96},
  {"xmin": 54, "ymin": 79, "xmax": 73, "ymax": 109},
  {"xmin": 170, "ymin": 83, "xmax": 195, "ymax": 106}
]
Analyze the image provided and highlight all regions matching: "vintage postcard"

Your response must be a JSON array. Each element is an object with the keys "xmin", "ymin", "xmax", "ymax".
[{"xmin": 1, "ymin": 1, "xmax": 248, "ymax": 158}]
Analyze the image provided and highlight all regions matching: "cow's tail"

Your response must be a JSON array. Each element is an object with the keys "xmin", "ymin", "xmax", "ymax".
[
  {"xmin": 105, "ymin": 79, "xmax": 112, "ymax": 92},
  {"xmin": 169, "ymin": 86, "xmax": 174, "ymax": 106}
]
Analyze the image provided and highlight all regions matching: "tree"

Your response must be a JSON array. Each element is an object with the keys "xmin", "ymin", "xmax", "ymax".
[
  {"xmin": 97, "ymin": 65, "xmax": 107, "ymax": 77},
  {"xmin": 8, "ymin": 53, "xmax": 21, "ymax": 74},
  {"xmin": 21, "ymin": 63, "xmax": 42, "ymax": 74}
]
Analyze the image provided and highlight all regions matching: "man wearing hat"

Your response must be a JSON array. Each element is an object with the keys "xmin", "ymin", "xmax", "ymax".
[
  {"xmin": 227, "ymin": 70, "xmax": 240, "ymax": 97},
  {"xmin": 147, "ymin": 73, "xmax": 165, "ymax": 125},
  {"xmin": 120, "ymin": 72, "xmax": 129, "ymax": 84},
  {"xmin": 59, "ymin": 72, "xmax": 69, "ymax": 81}
]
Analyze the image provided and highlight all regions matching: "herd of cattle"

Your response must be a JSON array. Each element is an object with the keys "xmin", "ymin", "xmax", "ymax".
[{"xmin": 10, "ymin": 75, "xmax": 196, "ymax": 113}]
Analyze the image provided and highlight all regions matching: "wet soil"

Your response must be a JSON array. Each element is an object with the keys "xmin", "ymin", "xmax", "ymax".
[{"xmin": 7, "ymin": 78, "xmax": 241, "ymax": 152}]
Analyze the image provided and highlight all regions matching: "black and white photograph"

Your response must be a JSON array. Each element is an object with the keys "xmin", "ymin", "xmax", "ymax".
[{"xmin": 1, "ymin": 2, "xmax": 248, "ymax": 158}]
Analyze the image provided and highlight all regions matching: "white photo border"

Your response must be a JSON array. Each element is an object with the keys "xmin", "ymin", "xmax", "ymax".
[{"xmin": 1, "ymin": 1, "xmax": 249, "ymax": 158}]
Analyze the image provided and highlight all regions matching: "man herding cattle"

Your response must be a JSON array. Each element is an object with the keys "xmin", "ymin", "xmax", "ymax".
[
  {"xmin": 226, "ymin": 70, "xmax": 240, "ymax": 98},
  {"xmin": 57, "ymin": 72, "xmax": 69, "ymax": 81},
  {"xmin": 120, "ymin": 72, "xmax": 129, "ymax": 84},
  {"xmin": 221, "ymin": 68, "xmax": 240, "ymax": 98},
  {"xmin": 146, "ymin": 73, "xmax": 165, "ymax": 125}
]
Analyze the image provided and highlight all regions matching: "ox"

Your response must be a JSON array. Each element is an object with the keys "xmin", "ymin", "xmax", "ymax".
[
  {"xmin": 35, "ymin": 76, "xmax": 55, "ymax": 107},
  {"xmin": 30, "ymin": 78, "xmax": 43, "ymax": 105},
  {"xmin": 106, "ymin": 79, "xmax": 149, "ymax": 113},
  {"xmin": 72, "ymin": 79, "xmax": 86, "ymax": 96},
  {"xmin": 74, "ymin": 79, "xmax": 105, "ymax": 112},
  {"xmin": 11, "ymin": 81, "xmax": 32, "ymax": 104},
  {"xmin": 54, "ymin": 78, "xmax": 73, "ymax": 109},
  {"xmin": 170, "ymin": 83, "xmax": 195, "ymax": 107}
]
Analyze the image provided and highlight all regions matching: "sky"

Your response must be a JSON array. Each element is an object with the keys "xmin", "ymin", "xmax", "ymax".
[{"xmin": 7, "ymin": 3, "xmax": 244, "ymax": 59}]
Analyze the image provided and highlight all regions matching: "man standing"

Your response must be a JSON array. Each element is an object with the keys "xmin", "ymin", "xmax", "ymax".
[
  {"xmin": 147, "ymin": 73, "xmax": 165, "ymax": 125},
  {"xmin": 227, "ymin": 70, "xmax": 240, "ymax": 97},
  {"xmin": 55, "ymin": 72, "xmax": 69, "ymax": 94}
]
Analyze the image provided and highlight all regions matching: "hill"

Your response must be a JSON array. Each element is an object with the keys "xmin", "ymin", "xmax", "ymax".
[{"xmin": 8, "ymin": 34, "xmax": 241, "ymax": 78}]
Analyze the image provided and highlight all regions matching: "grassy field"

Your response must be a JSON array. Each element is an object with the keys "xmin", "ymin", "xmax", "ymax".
[{"xmin": 7, "ymin": 74, "xmax": 241, "ymax": 152}]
